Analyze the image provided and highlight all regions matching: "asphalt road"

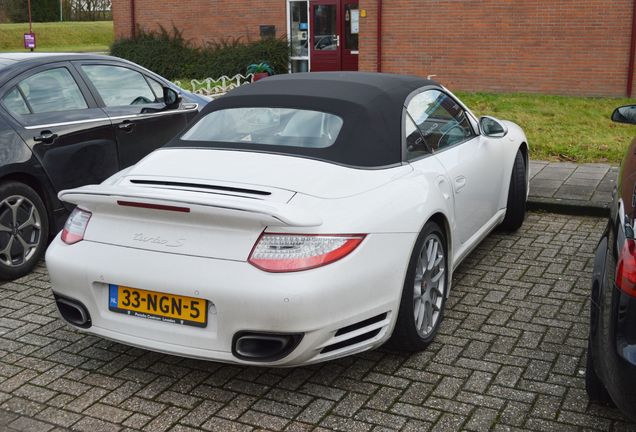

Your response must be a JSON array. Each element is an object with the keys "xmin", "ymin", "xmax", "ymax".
[{"xmin": 0, "ymin": 212, "xmax": 634, "ymax": 432}]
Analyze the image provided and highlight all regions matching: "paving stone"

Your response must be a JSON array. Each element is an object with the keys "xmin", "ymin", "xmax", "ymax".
[
  {"xmin": 36, "ymin": 406, "xmax": 81, "ymax": 428},
  {"xmin": 83, "ymin": 403, "xmax": 132, "ymax": 423},
  {"xmin": 8, "ymin": 415, "xmax": 55, "ymax": 431}
]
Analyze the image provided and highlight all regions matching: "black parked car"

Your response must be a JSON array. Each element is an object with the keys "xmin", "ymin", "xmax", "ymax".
[
  {"xmin": 586, "ymin": 104, "xmax": 636, "ymax": 422},
  {"xmin": 0, "ymin": 53, "xmax": 207, "ymax": 279}
]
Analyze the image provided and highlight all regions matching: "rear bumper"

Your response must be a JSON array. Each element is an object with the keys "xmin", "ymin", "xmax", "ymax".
[
  {"xmin": 612, "ymin": 293, "xmax": 636, "ymax": 421},
  {"xmin": 45, "ymin": 232, "xmax": 415, "ymax": 366},
  {"xmin": 608, "ymin": 348, "xmax": 636, "ymax": 422}
]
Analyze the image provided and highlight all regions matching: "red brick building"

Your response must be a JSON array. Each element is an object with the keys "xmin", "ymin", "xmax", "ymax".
[{"xmin": 112, "ymin": 0, "xmax": 636, "ymax": 97}]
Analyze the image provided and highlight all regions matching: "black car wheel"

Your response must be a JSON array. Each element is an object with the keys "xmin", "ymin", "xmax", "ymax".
[
  {"xmin": 0, "ymin": 181, "xmax": 48, "ymax": 280},
  {"xmin": 500, "ymin": 149, "xmax": 526, "ymax": 231},
  {"xmin": 391, "ymin": 220, "xmax": 447, "ymax": 351},
  {"xmin": 585, "ymin": 338, "xmax": 613, "ymax": 405}
]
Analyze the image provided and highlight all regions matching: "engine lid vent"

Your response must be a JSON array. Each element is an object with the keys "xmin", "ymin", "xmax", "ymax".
[
  {"xmin": 130, "ymin": 179, "xmax": 271, "ymax": 196},
  {"xmin": 122, "ymin": 176, "xmax": 295, "ymax": 203}
]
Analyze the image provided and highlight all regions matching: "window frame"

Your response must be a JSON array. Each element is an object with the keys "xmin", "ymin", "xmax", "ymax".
[
  {"xmin": 0, "ymin": 62, "xmax": 97, "ymax": 124},
  {"xmin": 402, "ymin": 85, "xmax": 479, "ymax": 163}
]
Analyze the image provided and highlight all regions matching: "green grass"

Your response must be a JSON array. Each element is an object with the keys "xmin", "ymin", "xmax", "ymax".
[
  {"xmin": 457, "ymin": 92, "xmax": 635, "ymax": 163},
  {"xmin": 0, "ymin": 21, "xmax": 113, "ymax": 52}
]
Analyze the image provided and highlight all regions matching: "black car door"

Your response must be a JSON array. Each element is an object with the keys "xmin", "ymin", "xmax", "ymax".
[
  {"xmin": 0, "ymin": 62, "xmax": 118, "ymax": 194},
  {"xmin": 74, "ymin": 61, "xmax": 199, "ymax": 168}
]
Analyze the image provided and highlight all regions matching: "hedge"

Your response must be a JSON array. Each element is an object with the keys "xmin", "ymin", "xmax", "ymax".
[{"xmin": 110, "ymin": 27, "xmax": 290, "ymax": 80}]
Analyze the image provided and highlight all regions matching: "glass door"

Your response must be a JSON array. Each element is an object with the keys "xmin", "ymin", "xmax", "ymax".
[
  {"xmin": 309, "ymin": 0, "xmax": 341, "ymax": 71},
  {"xmin": 288, "ymin": 1, "xmax": 310, "ymax": 72},
  {"xmin": 341, "ymin": 1, "xmax": 359, "ymax": 71}
]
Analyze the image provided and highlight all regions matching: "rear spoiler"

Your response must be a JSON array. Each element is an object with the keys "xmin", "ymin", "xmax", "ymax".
[{"xmin": 58, "ymin": 185, "xmax": 322, "ymax": 228}]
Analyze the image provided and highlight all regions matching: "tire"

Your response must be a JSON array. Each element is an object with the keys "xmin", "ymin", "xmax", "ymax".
[
  {"xmin": 500, "ymin": 149, "xmax": 526, "ymax": 231},
  {"xmin": 585, "ymin": 338, "xmax": 613, "ymax": 405},
  {"xmin": 390, "ymin": 220, "xmax": 448, "ymax": 351},
  {"xmin": 0, "ymin": 181, "xmax": 49, "ymax": 280}
]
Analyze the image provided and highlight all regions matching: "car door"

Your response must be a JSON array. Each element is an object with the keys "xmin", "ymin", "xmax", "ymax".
[
  {"xmin": 0, "ymin": 63, "xmax": 118, "ymax": 194},
  {"xmin": 75, "ymin": 61, "xmax": 197, "ymax": 168},
  {"xmin": 406, "ymin": 89, "xmax": 503, "ymax": 245}
]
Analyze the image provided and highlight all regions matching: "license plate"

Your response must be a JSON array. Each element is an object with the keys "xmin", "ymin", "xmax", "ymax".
[{"xmin": 108, "ymin": 284, "xmax": 207, "ymax": 328}]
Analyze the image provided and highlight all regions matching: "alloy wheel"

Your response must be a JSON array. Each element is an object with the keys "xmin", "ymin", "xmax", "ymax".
[
  {"xmin": 413, "ymin": 233, "xmax": 445, "ymax": 338},
  {"xmin": 0, "ymin": 195, "xmax": 42, "ymax": 267}
]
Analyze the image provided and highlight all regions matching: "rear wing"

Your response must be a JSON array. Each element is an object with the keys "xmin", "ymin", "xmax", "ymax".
[{"xmin": 59, "ymin": 185, "xmax": 322, "ymax": 228}]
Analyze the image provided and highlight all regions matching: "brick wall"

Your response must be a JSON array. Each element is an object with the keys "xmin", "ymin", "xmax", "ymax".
[
  {"xmin": 113, "ymin": 0, "xmax": 636, "ymax": 97},
  {"xmin": 112, "ymin": 0, "xmax": 286, "ymax": 45},
  {"xmin": 359, "ymin": 0, "xmax": 636, "ymax": 97}
]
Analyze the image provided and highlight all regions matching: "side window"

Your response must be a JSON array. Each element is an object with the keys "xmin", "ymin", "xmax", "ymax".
[
  {"xmin": 2, "ymin": 87, "xmax": 29, "ymax": 115},
  {"xmin": 81, "ymin": 65, "xmax": 157, "ymax": 107},
  {"xmin": 147, "ymin": 78, "xmax": 165, "ymax": 103},
  {"xmin": 406, "ymin": 90, "xmax": 475, "ymax": 152},
  {"xmin": 405, "ymin": 113, "xmax": 430, "ymax": 160},
  {"xmin": 9, "ymin": 68, "xmax": 88, "ymax": 114}
]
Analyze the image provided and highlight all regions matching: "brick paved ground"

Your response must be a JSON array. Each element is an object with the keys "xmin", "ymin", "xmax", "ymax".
[{"xmin": 0, "ymin": 212, "xmax": 635, "ymax": 432}]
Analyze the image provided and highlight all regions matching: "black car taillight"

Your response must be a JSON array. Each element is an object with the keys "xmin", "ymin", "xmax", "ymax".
[{"xmin": 615, "ymin": 239, "xmax": 636, "ymax": 298}]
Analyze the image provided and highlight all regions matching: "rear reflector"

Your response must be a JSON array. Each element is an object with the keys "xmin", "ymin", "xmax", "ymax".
[
  {"xmin": 616, "ymin": 239, "xmax": 636, "ymax": 298},
  {"xmin": 61, "ymin": 207, "xmax": 91, "ymax": 245},
  {"xmin": 248, "ymin": 233, "xmax": 365, "ymax": 272},
  {"xmin": 117, "ymin": 200, "xmax": 190, "ymax": 213}
]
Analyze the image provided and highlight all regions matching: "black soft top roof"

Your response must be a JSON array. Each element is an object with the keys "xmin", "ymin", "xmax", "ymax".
[{"xmin": 170, "ymin": 72, "xmax": 438, "ymax": 167}]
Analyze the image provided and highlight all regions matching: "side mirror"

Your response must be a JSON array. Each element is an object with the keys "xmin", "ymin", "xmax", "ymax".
[
  {"xmin": 163, "ymin": 87, "xmax": 182, "ymax": 110},
  {"xmin": 479, "ymin": 116, "xmax": 508, "ymax": 138},
  {"xmin": 612, "ymin": 105, "xmax": 636, "ymax": 124}
]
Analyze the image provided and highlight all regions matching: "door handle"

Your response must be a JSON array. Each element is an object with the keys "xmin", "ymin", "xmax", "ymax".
[
  {"xmin": 454, "ymin": 176, "xmax": 467, "ymax": 193},
  {"xmin": 117, "ymin": 120, "xmax": 135, "ymax": 132},
  {"xmin": 33, "ymin": 130, "xmax": 58, "ymax": 144},
  {"xmin": 336, "ymin": 35, "xmax": 340, "ymax": 47}
]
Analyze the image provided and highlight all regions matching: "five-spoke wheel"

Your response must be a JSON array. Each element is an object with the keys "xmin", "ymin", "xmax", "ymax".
[{"xmin": 0, "ymin": 182, "xmax": 48, "ymax": 280}]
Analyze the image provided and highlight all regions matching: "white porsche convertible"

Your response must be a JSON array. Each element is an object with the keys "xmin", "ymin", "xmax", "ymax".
[{"xmin": 46, "ymin": 73, "xmax": 528, "ymax": 366}]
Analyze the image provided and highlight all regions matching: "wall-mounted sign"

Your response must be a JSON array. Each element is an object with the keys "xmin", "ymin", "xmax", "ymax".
[
  {"xmin": 351, "ymin": 10, "xmax": 360, "ymax": 34},
  {"xmin": 23, "ymin": 32, "xmax": 36, "ymax": 50},
  {"xmin": 299, "ymin": 22, "xmax": 308, "ymax": 31}
]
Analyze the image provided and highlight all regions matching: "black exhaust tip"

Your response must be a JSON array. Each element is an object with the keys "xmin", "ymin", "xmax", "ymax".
[
  {"xmin": 232, "ymin": 331, "xmax": 303, "ymax": 362},
  {"xmin": 53, "ymin": 293, "xmax": 91, "ymax": 329}
]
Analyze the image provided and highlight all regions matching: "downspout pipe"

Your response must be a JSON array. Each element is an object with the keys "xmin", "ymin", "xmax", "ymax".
[
  {"xmin": 376, "ymin": 0, "xmax": 382, "ymax": 72},
  {"xmin": 131, "ymin": 0, "xmax": 137, "ymax": 38},
  {"xmin": 628, "ymin": 0, "xmax": 636, "ymax": 97}
]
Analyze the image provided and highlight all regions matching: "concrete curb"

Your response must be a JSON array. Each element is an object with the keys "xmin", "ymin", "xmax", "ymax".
[{"xmin": 527, "ymin": 196, "xmax": 610, "ymax": 217}]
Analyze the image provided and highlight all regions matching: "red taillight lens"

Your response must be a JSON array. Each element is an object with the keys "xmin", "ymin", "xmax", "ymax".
[
  {"xmin": 248, "ymin": 233, "xmax": 365, "ymax": 272},
  {"xmin": 615, "ymin": 239, "xmax": 636, "ymax": 298},
  {"xmin": 61, "ymin": 208, "xmax": 92, "ymax": 245}
]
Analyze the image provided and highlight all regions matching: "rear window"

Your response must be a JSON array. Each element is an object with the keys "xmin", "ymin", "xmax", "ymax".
[{"xmin": 181, "ymin": 107, "xmax": 343, "ymax": 148}]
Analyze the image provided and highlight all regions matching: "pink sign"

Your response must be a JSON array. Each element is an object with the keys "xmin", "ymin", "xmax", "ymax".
[{"xmin": 23, "ymin": 33, "xmax": 35, "ymax": 50}]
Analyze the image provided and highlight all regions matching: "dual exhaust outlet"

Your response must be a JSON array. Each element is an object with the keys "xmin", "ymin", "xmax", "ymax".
[{"xmin": 54, "ymin": 293, "xmax": 303, "ymax": 362}]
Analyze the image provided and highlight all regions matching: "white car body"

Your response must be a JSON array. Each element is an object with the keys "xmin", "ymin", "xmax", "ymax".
[{"xmin": 46, "ymin": 73, "xmax": 528, "ymax": 366}]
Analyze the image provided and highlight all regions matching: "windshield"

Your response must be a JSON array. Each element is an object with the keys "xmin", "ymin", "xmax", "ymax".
[{"xmin": 181, "ymin": 107, "xmax": 343, "ymax": 148}]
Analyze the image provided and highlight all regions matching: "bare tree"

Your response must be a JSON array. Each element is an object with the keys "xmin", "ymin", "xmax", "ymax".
[{"xmin": 70, "ymin": 0, "xmax": 111, "ymax": 21}]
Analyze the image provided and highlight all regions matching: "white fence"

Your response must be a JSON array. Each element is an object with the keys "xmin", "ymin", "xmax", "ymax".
[{"xmin": 173, "ymin": 74, "xmax": 254, "ymax": 97}]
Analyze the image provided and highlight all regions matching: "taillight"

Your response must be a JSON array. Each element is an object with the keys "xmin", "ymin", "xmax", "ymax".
[
  {"xmin": 248, "ymin": 233, "xmax": 365, "ymax": 272},
  {"xmin": 61, "ymin": 208, "xmax": 92, "ymax": 245},
  {"xmin": 615, "ymin": 239, "xmax": 636, "ymax": 298}
]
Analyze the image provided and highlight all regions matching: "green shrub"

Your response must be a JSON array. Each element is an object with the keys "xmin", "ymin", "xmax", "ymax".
[{"xmin": 110, "ymin": 27, "xmax": 289, "ymax": 80}]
